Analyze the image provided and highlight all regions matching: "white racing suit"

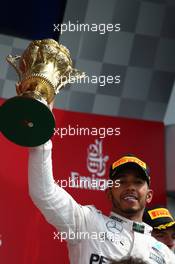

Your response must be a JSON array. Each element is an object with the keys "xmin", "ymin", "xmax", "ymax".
[{"xmin": 28, "ymin": 141, "xmax": 175, "ymax": 264}]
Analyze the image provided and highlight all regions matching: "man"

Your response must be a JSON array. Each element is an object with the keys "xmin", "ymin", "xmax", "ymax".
[
  {"xmin": 143, "ymin": 205, "xmax": 175, "ymax": 252},
  {"xmin": 28, "ymin": 141, "xmax": 175, "ymax": 263}
]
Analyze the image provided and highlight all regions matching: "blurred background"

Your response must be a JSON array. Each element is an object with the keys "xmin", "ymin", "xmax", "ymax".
[{"xmin": 0, "ymin": 0, "xmax": 175, "ymax": 214}]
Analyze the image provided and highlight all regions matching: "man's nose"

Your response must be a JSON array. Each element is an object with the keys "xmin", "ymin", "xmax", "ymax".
[{"xmin": 126, "ymin": 182, "xmax": 136, "ymax": 190}]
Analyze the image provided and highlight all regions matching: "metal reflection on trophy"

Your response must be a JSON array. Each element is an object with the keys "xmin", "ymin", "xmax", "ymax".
[{"xmin": 0, "ymin": 39, "xmax": 85, "ymax": 147}]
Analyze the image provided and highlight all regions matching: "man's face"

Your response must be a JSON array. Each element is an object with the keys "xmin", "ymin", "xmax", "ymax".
[
  {"xmin": 107, "ymin": 168, "xmax": 153, "ymax": 220},
  {"xmin": 152, "ymin": 227, "xmax": 175, "ymax": 251}
]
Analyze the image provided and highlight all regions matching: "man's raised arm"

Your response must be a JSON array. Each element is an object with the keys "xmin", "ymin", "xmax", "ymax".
[{"xmin": 28, "ymin": 140, "xmax": 89, "ymax": 235}]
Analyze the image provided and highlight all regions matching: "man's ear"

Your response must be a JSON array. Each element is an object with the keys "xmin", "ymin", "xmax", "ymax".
[
  {"xmin": 146, "ymin": 189, "xmax": 153, "ymax": 204},
  {"xmin": 106, "ymin": 188, "xmax": 112, "ymax": 201}
]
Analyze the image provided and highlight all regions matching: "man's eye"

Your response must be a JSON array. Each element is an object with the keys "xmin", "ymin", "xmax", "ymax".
[
  {"xmin": 172, "ymin": 234, "xmax": 175, "ymax": 239},
  {"xmin": 119, "ymin": 180, "xmax": 126, "ymax": 184},
  {"xmin": 118, "ymin": 181, "xmax": 125, "ymax": 186},
  {"xmin": 155, "ymin": 233, "xmax": 165, "ymax": 238},
  {"xmin": 135, "ymin": 179, "xmax": 144, "ymax": 184}
]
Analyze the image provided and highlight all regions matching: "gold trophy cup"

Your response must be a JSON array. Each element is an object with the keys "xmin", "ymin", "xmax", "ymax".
[{"xmin": 0, "ymin": 39, "xmax": 84, "ymax": 146}]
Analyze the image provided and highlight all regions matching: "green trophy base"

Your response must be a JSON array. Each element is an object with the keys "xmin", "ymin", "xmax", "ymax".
[{"xmin": 0, "ymin": 96, "xmax": 55, "ymax": 147}]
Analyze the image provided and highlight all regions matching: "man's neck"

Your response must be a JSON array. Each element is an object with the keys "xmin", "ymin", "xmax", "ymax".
[{"xmin": 112, "ymin": 208, "xmax": 143, "ymax": 222}]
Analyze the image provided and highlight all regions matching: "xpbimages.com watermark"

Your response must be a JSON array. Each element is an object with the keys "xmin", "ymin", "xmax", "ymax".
[
  {"xmin": 53, "ymin": 21, "xmax": 121, "ymax": 34},
  {"xmin": 53, "ymin": 230, "xmax": 123, "ymax": 243},
  {"xmin": 54, "ymin": 175, "xmax": 120, "ymax": 191},
  {"xmin": 57, "ymin": 73, "xmax": 121, "ymax": 87},
  {"xmin": 54, "ymin": 126, "xmax": 121, "ymax": 139}
]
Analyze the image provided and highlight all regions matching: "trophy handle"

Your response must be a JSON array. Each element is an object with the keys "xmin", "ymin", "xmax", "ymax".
[
  {"xmin": 55, "ymin": 68, "xmax": 86, "ymax": 94},
  {"xmin": 71, "ymin": 68, "xmax": 86, "ymax": 78},
  {"xmin": 6, "ymin": 55, "xmax": 22, "ymax": 81}
]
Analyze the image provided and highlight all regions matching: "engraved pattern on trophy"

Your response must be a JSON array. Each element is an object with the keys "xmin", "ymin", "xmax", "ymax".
[{"xmin": 6, "ymin": 39, "xmax": 85, "ymax": 105}]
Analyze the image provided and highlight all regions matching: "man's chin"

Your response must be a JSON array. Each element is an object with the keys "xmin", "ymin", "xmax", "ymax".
[{"xmin": 121, "ymin": 207, "xmax": 139, "ymax": 215}]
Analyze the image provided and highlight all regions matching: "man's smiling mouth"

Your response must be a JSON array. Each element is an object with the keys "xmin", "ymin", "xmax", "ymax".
[{"xmin": 122, "ymin": 194, "xmax": 138, "ymax": 202}]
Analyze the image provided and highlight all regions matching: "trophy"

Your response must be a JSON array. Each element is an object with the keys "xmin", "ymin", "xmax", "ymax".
[{"xmin": 0, "ymin": 39, "xmax": 85, "ymax": 147}]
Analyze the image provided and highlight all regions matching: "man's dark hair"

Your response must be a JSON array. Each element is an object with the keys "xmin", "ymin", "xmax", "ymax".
[{"xmin": 111, "ymin": 256, "xmax": 148, "ymax": 264}]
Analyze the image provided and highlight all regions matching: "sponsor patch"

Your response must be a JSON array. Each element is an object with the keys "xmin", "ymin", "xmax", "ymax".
[
  {"xmin": 132, "ymin": 222, "xmax": 145, "ymax": 234},
  {"xmin": 106, "ymin": 220, "xmax": 123, "ymax": 234},
  {"xmin": 112, "ymin": 156, "xmax": 146, "ymax": 170},
  {"xmin": 148, "ymin": 208, "xmax": 172, "ymax": 220},
  {"xmin": 149, "ymin": 246, "xmax": 165, "ymax": 264}
]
